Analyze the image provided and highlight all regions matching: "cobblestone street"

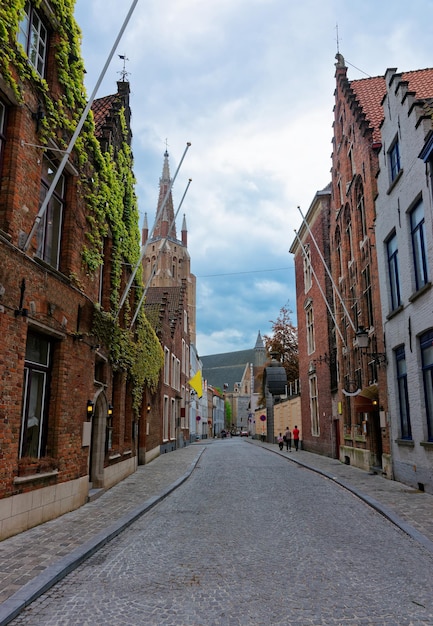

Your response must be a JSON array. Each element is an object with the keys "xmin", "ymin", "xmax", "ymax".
[{"xmin": 9, "ymin": 440, "xmax": 433, "ymax": 625}]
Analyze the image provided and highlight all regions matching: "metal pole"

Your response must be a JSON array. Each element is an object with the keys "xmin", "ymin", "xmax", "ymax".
[{"xmin": 22, "ymin": 0, "xmax": 140, "ymax": 252}]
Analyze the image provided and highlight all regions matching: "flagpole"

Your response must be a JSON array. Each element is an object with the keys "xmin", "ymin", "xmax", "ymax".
[{"xmin": 22, "ymin": 0, "xmax": 140, "ymax": 252}]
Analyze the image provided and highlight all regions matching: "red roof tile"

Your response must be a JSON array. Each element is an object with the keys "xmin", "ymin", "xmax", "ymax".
[
  {"xmin": 350, "ymin": 68, "xmax": 433, "ymax": 144},
  {"xmin": 92, "ymin": 94, "xmax": 119, "ymax": 137}
]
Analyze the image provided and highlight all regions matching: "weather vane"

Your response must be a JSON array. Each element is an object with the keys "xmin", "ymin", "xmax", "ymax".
[{"xmin": 118, "ymin": 54, "xmax": 130, "ymax": 81}]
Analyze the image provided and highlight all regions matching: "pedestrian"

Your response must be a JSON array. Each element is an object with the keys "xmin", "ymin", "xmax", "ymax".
[
  {"xmin": 284, "ymin": 426, "xmax": 291, "ymax": 451},
  {"xmin": 293, "ymin": 425, "xmax": 300, "ymax": 451},
  {"xmin": 277, "ymin": 433, "xmax": 284, "ymax": 451}
]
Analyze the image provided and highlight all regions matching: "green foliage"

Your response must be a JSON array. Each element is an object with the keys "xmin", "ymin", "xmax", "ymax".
[
  {"xmin": 92, "ymin": 307, "xmax": 163, "ymax": 413},
  {"xmin": 225, "ymin": 400, "xmax": 232, "ymax": 427},
  {"xmin": 264, "ymin": 303, "xmax": 299, "ymax": 383}
]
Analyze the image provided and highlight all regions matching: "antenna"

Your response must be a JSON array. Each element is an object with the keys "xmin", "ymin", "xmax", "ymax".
[
  {"xmin": 118, "ymin": 54, "xmax": 130, "ymax": 81},
  {"xmin": 335, "ymin": 23, "xmax": 341, "ymax": 53}
]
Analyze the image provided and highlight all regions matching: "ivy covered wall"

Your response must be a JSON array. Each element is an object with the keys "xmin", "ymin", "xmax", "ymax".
[{"xmin": 0, "ymin": 0, "xmax": 163, "ymax": 413}]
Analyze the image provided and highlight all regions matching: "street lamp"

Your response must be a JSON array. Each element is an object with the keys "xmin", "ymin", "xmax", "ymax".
[{"xmin": 355, "ymin": 326, "xmax": 387, "ymax": 365}]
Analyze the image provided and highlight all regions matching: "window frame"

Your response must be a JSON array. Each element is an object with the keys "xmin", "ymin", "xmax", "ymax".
[
  {"xmin": 386, "ymin": 232, "xmax": 402, "ymax": 311},
  {"xmin": 19, "ymin": 332, "xmax": 52, "ymax": 458},
  {"xmin": 389, "ymin": 138, "xmax": 401, "ymax": 183},
  {"xmin": 305, "ymin": 302, "xmax": 315, "ymax": 355},
  {"xmin": 410, "ymin": 200, "xmax": 428, "ymax": 291},
  {"xmin": 36, "ymin": 156, "xmax": 65, "ymax": 269},
  {"xmin": 17, "ymin": 1, "xmax": 48, "ymax": 77},
  {"xmin": 395, "ymin": 346, "xmax": 411, "ymax": 440},
  {"xmin": 309, "ymin": 374, "xmax": 319, "ymax": 436},
  {"xmin": 421, "ymin": 330, "xmax": 433, "ymax": 441}
]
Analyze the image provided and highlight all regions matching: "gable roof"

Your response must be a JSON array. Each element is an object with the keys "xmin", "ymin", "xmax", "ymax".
[
  {"xmin": 92, "ymin": 94, "xmax": 120, "ymax": 137},
  {"xmin": 144, "ymin": 285, "xmax": 187, "ymax": 337},
  {"xmin": 202, "ymin": 348, "xmax": 255, "ymax": 391},
  {"xmin": 350, "ymin": 68, "xmax": 433, "ymax": 144}
]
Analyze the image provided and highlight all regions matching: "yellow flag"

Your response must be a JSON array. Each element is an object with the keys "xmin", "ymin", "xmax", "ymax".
[{"xmin": 188, "ymin": 370, "xmax": 203, "ymax": 398}]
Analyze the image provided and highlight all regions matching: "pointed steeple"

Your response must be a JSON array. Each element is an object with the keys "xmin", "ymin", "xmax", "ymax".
[
  {"xmin": 153, "ymin": 150, "xmax": 177, "ymax": 239},
  {"xmin": 254, "ymin": 330, "xmax": 266, "ymax": 367},
  {"xmin": 142, "ymin": 212, "xmax": 149, "ymax": 244},
  {"xmin": 181, "ymin": 213, "xmax": 187, "ymax": 246}
]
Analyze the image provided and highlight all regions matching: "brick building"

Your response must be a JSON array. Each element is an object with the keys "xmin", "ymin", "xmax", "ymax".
[
  {"xmin": 328, "ymin": 53, "xmax": 390, "ymax": 475},
  {"xmin": 0, "ymin": 1, "xmax": 161, "ymax": 539},
  {"xmin": 289, "ymin": 186, "xmax": 338, "ymax": 458}
]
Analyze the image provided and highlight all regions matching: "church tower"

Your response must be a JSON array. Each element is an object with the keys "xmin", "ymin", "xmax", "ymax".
[{"xmin": 142, "ymin": 150, "xmax": 196, "ymax": 344}]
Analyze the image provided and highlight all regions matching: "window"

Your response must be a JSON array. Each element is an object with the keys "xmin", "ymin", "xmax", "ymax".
[
  {"xmin": 410, "ymin": 201, "xmax": 428, "ymax": 291},
  {"xmin": 395, "ymin": 346, "xmax": 411, "ymax": 439},
  {"xmin": 361, "ymin": 265, "xmax": 373, "ymax": 328},
  {"xmin": 356, "ymin": 185, "xmax": 367, "ymax": 241},
  {"xmin": 20, "ymin": 332, "xmax": 52, "ymax": 458},
  {"xmin": 303, "ymin": 245, "xmax": 312, "ymax": 292},
  {"xmin": 309, "ymin": 375, "xmax": 319, "ymax": 436},
  {"xmin": 36, "ymin": 157, "xmax": 65, "ymax": 268},
  {"xmin": 346, "ymin": 217, "xmax": 354, "ymax": 264},
  {"xmin": 335, "ymin": 227, "xmax": 343, "ymax": 278},
  {"xmin": 387, "ymin": 233, "xmax": 401, "ymax": 310},
  {"xmin": 421, "ymin": 330, "xmax": 433, "ymax": 441},
  {"xmin": 305, "ymin": 302, "xmax": 315, "ymax": 355},
  {"xmin": 163, "ymin": 395, "xmax": 169, "ymax": 440},
  {"xmin": 171, "ymin": 398, "xmax": 176, "ymax": 440},
  {"xmin": 17, "ymin": 1, "xmax": 48, "ymax": 77},
  {"xmin": 164, "ymin": 347, "xmax": 170, "ymax": 385},
  {"xmin": 348, "ymin": 144, "xmax": 355, "ymax": 178},
  {"xmin": 389, "ymin": 138, "xmax": 401, "ymax": 183}
]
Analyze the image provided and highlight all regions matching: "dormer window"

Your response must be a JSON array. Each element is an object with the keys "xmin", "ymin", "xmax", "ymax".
[{"xmin": 17, "ymin": 1, "xmax": 48, "ymax": 77}]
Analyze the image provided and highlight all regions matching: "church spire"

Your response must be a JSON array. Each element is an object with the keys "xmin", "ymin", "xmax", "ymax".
[
  {"xmin": 181, "ymin": 213, "xmax": 187, "ymax": 246},
  {"xmin": 153, "ymin": 150, "xmax": 177, "ymax": 239}
]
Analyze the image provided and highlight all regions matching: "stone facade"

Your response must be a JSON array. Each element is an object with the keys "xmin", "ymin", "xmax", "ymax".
[{"xmin": 375, "ymin": 67, "xmax": 433, "ymax": 493}]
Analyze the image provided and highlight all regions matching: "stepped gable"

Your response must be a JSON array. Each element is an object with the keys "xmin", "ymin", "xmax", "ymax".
[
  {"xmin": 350, "ymin": 76, "xmax": 386, "ymax": 144},
  {"xmin": 92, "ymin": 94, "xmax": 119, "ymax": 137},
  {"xmin": 145, "ymin": 284, "xmax": 186, "ymax": 337},
  {"xmin": 349, "ymin": 68, "xmax": 433, "ymax": 146}
]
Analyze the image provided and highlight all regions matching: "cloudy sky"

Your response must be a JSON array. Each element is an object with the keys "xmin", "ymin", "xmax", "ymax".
[{"xmin": 74, "ymin": 0, "xmax": 433, "ymax": 357}]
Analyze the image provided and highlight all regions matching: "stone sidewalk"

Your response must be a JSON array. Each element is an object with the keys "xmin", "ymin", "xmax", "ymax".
[{"xmin": 1, "ymin": 439, "xmax": 433, "ymax": 625}]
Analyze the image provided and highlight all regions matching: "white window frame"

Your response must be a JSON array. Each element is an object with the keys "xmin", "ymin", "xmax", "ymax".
[
  {"xmin": 164, "ymin": 347, "xmax": 170, "ymax": 385},
  {"xmin": 309, "ymin": 375, "xmax": 319, "ymax": 436},
  {"xmin": 18, "ymin": 1, "xmax": 48, "ymax": 77}
]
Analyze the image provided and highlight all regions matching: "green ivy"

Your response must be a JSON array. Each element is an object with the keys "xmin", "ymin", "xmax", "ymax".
[{"xmin": 1, "ymin": 0, "xmax": 164, "ymax": 413}]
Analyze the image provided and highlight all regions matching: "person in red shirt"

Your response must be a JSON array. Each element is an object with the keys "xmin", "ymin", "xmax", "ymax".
[{"xmin": 292, "ymin": 425, "xmax": 300, "ymax": 451}]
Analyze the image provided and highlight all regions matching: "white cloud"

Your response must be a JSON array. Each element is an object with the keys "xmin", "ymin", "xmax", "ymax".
[{"xmin": 75, "ymin": 0, "xmax": 433, "ymax": 355}]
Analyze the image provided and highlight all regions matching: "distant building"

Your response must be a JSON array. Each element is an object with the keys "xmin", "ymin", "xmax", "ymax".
[
  {"xmin": 142, "ymin": 151, "xmax": 197, "ymax": 454},
  {"xmin": 201, "ymin": 332, "xmax": 266, "ymax": 433}
]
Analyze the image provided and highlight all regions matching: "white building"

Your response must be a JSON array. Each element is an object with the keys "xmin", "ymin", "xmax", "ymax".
[{"xmin": 375, "ymin": 67, "xmax": 433, "ymax": 492}]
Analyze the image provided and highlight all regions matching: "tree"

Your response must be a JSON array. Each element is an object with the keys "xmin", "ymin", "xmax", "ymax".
[{"xmin": 264, "ymin": 304, "xmax": 299, "ymax": 383}]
